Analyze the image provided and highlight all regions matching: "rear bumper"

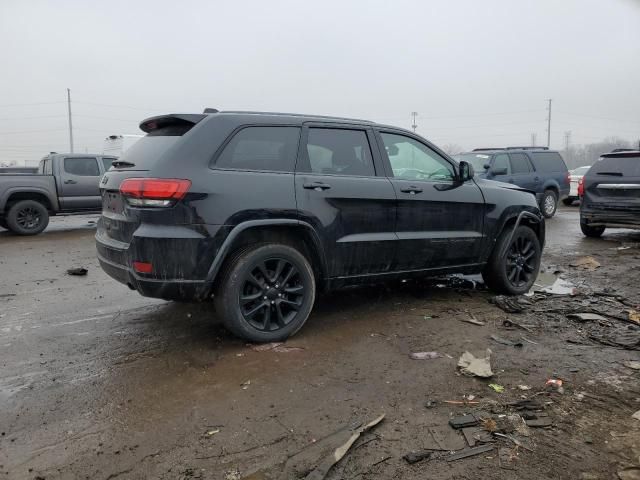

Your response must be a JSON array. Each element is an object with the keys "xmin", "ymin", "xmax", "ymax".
[
  {"xmin": 95, "ymin": 222, "xmax": 223, "ymax": 301},
  {"xmin": 581, "ymin": 207, "xmax": 640, "ymax": 229}
]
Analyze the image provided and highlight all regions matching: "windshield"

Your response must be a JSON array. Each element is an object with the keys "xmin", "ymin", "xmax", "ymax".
[{"xmin": 455, "ymin": 153, "xmax": 492, "ymax": 172}]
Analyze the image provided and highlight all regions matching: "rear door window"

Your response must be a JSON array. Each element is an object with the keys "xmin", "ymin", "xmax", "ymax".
[
  {"xmin": 510, "ymin": 153, "xmax": 533, "ymax": 174},
  {"xmin": 215, "ymin": 126, "xmax": 300, "ymax": 172},
  {"xmin": 530, "ymin": 152, "xmax": 567, "ymax": 172},
  {"xmin": 64, "ymin": 157, "xmax": 100, "ymax": 176},
  {"xmin": 591, "ymin": 156, "xmax": 640, "ymax": 177},
  {"xmin": 303, "ymin": 128, "xmax": 375, "ymax": 176}
]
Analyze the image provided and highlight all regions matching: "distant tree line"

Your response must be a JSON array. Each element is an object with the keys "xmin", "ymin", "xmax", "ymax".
[{"xmin": 562, "ymin": 137, "xmax": 639, "ymax": 169}]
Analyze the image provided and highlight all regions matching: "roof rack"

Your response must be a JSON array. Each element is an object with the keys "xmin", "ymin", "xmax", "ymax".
[
  {"xmin": 505, "ymin": 146, "xmax": 549, "ymax": 150},
  {"xmin": 472, "ymin": 148, "xmax": 505, "ymax": 151}
]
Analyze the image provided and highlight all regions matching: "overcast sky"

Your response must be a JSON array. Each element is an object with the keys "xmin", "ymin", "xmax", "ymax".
[{"xmin": 1, "ymin": 0, "xmax": 639, "ymax": 164}]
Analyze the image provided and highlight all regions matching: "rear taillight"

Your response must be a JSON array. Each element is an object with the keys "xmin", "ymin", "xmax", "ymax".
[
  {"xmin": 577, "ymin": 177, "xmax": 585, "ymax": 197},
  {"xmin": 120, "ymin": 178, "xmax": 191, "ymax": 207}
]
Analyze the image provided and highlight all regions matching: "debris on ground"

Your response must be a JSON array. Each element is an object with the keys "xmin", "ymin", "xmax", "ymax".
[
  {"xmin": 249, "ymin": 343, "xmax": 305, "ymax": 353},
  {"xmin": 241, "ymin": 380, "xmax": 251, "ymax": 390},
  {"xmin": 458, "ymin": 350, "xmax": 493, "ymax": 378},
  {"xmin": 533, "ymin": 272, "xmax": 576, "ymax": 295},
  {"xmin": 545, "ymin": 379, "xmax": 564, "ymax": 394},
  {"xmin": 628, "ymin": 309, "xmax": 640, "ymax": 324},
  {"xmin": 517, "ymin": 385, "xmax": 531, "ymax": 391},
  {"xmin": 525, "ymin": 417, "xmax": 553, "ymax": 428},
  {"xmin": 205, "ymin": 428, "xmax": 220, "ymax": 436},
  {"xmin": 66, "ymin": 267, "xmax": 88, "ymax": 276},
  {"xmin": 567, "ymin": 313, "xmax": 608, "ymax": 322},
  {"xmin": 623, "ymin": 361, "xmax": 640, "ymax": 370},
  {"xmin": 502, "ymin": 319, "xmax": 533, "ymax": 333},
  {"xmin": 446, "ymin": 444, "xmax": 494, "ymax": 462},
  {"xmin": 449, "ymin": 414, "xmax": 479, "ymax": 429},
  {"xmin": 491, "ymin": 295, "xmax": 527, "ymax": 313},
  {"xmin": 402, "ymin": 450, "xmax": 431, "ymax": 464},
  {"xmin": 424, "ymin": 400, "xmax": 438, "ymax": 408},
  {"xmin": 425, "ymin": 426, "xmax": 466, "ymax": 451},
  {"xmin": 570, "ymin": 256, "xmax": 601, "ymax": 271},
  {"xmin": 589, "ymin": 331, "xmax": 640, "ymax": 350},
  {"xmin": 409, "ymin": 351, "xmax": 442, "ymax": 360},
  {"xmin": 632, "ymin": 410, "xmax": 640, "ymax": 421},
  {"xmin": 490, "ymin": 334, "xmax": 523, "ymax": 348},
  {"xmin": 303, "ymin": 414, "xmax": 385, "ymax": 480},
  {"xmin": 461, "ymin": 427, "xmax": 493, "ymax": 447},
  {"xmin": 459, "ymin": 313, "xmax": 486, "ymax": 326},
  {"xmin": 488, "ymin": 383, "xmax": 505, "ymax": 393}
]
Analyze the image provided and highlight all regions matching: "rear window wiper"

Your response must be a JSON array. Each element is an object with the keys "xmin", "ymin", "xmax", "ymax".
[
  {"xmin": 111, "ymin": 160, "xmax": 136, "ymax": 168},
  {"xmin": 597, "ymin": 171, "xmax": 623, "ymax": 176}
]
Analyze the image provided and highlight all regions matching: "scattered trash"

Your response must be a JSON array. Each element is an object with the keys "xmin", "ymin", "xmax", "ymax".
[
  {"xmin": 570, "ymin": 256, "xmax": 601, "ymax": 271},
  {"xmin": 545, "ymin": 378, "xmax": 564, "ymax": 394},
  {"xmin": 66, "ymin": 267, "xmax": 88, "ymax": 276},
  {"xmin": 241, "ymin": 380, "xmax": 251, "ymax": 390},
  {"xmin": 567, "ymin": 313, "xmax": 607, "ymax": 322},
  {"xmin": 443, "ymin": 400, "xmax": 480, "ymax": 406},
  {"xmin": 458, "ymin": 350, "xmax": 493, "ymax": 378},
  {"xmin": 249, "ymin": 342, "xmax": 304, "ymax": 353},
  {"xmin": 498, "ymin": 446, "xmax": 518, "ymax": 470},
  {"xmin": 491, "ymin": 295, "xmax": 526, "ymax": 313},
  {"xmin": 409, "ymin": 351, "xmax": 442, "ymax": 360},
  {"xmin": 534, "ymin": 275, "xmax": 576, "ymax": 295},
  {"xmin": 449, "ymin": 414, "xmax": 479, "ymax": 429},
  {"xmin": 461, "ymin": 427, "xmax": 493, "ymax": 447},
  {"xmin": 206, "ymin": 429, "xmax": 220, "ymax": 436},
  {"xmin": 459, "ymin": 313, "xmax": 486, "ymax": 326},
  {"xmin": 403, "ymin": 450, "xmax": 431, "ymax": 464},
  {"xmin": 589, "ymin": 331, "xmax": 640, "ymax": 350},
  {"xmin": 424, "ymin": 400, "xmax": 438, "ymax": 408},
  {"xmin": 488, "ymin": 383, "xmax": 505, "ymax": 393},
  {"xmin": 623, "ymin": 361, "xmax": 640, "ymax": 370},
  {"xmin": 502, "ymin": 319, "xmax": 533, "ymax": 333},
  {"xmin": 517, "ymin": 385, "xmax": 531, "ymax": 391},
  {"xmin": 632, "ymin": 410, "xmax": 640, "ymax": 421},
  {"xmin": 446, "ymin": 444, "xmax": 494, "ymax": 462},
  {"xmin": 480, "ymin": 417, "xmax": 498, "ymax": 433},
  {"xmin": 617, "ymin": 467, "xmax": 640, "ymax": 480},
  {"xmin": 303, "ymin": 414, "xmax": 385, "ymax": 480},
  {"xmin": 490, "ymin": 334, "xmax": 523, "ymax": 348},
  {"xmin": 525, "ymin": 417, "xmax": 553, "ymax": 428},
  {"xmin": 628, "ymin": 310, "xmax": 640, "ymax": 324},
  {"xmin": 520, "ymin": 336, "xmax": 538, "ymax": 345},
  {"xmin": 425, "ymin": 426, "xmax": 467, "ymax": 451}
]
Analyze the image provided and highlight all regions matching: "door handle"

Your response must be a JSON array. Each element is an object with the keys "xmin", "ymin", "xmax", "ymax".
[
  {"xmin": 400, "ymin": 186, "xmax": 423, "ymax": 194},
  {"xmin": 64, "ymin": 179, "xmax": 77, "ymax": 184},
  {"xmin": 303, "ymin": 182, "xmax": 331, "ymax": 191}
]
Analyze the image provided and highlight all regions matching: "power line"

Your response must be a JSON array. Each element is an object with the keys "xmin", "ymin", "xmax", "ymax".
[
  {"xmin": 0, "ymin": 101, "xmax": 65, "ymax": 108},
  {"xmin": 0, "ymin": 115, "xmax": 66, "ymax": 122}
]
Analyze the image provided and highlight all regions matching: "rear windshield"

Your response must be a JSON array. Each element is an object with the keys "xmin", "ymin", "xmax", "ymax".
[
  {"xmin": 590, "ymin": 156, "xmax": 640, "ymax": 177},
  {"xmin": 529, "ymin": 152, "xmax": 567, "ymax": 172},
  {"xmin": 112, "ymin": 125, "xmax": 190, "ymax": 170}
]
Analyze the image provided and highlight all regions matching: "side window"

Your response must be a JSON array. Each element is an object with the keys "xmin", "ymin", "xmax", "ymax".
[
  {"xmin": 102, "ymin": 157, "xmax": 115, "ymax": 171},
  {"xmin": 530, "ymin": 152, "xmax": 566, "ymax": 172},
  {"xmin": 305, "ymin": 128, "xmax": 375, "ymax": 176},
  {"xmin": 380, "ymin": 132, "xmax": 455, "ymax": 181},
  {"xmin": 215, "ymin": 126, "xmax": 300, "ymax": 172},
  {"xmin": 64, "ymin": 157, "xmax": 100, "ymax": 176},
  {"xmin": 492, "ymin": 154, "xmax": 511, "ymax": 175},
  {"xmin": 510, "ymin": 153, "xmax": 532, "ymax": 174}
]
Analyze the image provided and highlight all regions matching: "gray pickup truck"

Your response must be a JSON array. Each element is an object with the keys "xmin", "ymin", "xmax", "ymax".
[{"xmin": 0, "ymin": 153, "xmax": 116, "ymax": 235}]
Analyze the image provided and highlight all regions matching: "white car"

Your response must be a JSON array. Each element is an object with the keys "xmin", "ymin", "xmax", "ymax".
[{"xmin": 563, "ymin": 165, "xmax": 591, "ymax": 205}]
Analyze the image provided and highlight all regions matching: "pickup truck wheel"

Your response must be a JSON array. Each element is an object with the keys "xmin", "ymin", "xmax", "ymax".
[
  {"xmin": 215, "ymin": 243, "xmax": 316, "ymax": 342},
  {"xmin": 6, "ymin": 200, "xmax": 49, "ymax": 235},
  {"xmin": 540, "ymin": 190, "xmax": 558, "ymax": 218},
  {"xmin": 483, "ymin": 225, "xmax": 541, "ymax": 295},
  {"xmin": 580, "ymin": 220, "xmax": 605, "ymax": 238}
]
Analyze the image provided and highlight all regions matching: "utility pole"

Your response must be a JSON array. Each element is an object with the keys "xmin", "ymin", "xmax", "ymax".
[
  {"xmin": 546, "ymin": 99, "xmax": 552, "ymax": 148},
  {"xmin": 67, "ymin": 88, "xmax": 74, "ymax": 153},
  {"xmin": 531, "ymin": 133, "xmax": 537, "ymax": 147},
  {"xmin": 563, "ymin": 130, "xmax": 571, "ymax": 152},
  {"xmin": 411, "ymin": 112, "xmax": 418, "ymax": 132}
]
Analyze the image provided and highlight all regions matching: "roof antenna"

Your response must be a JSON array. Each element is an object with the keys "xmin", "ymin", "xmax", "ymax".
[{"xmin": 203, "ymin": 108, "xmax": 219, "ymax": 114}]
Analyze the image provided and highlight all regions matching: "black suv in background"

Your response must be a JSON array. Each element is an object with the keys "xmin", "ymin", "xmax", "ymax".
[
  {"xmin": 96, "ymin": 111, "xmax": 545, "ymax": 342},
  {"xmin": 579, "ymin": 150, "xmax": 640, "ymax": 237},
  {"xmin": 455, "ymin": 147, "xmax": 570, "ymax": 218}
]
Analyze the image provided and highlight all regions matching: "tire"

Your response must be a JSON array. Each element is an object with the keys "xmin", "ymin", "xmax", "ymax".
[
  {"xmin": 562, "ymin": 198, "xmax": 574, "ymax": 206},
  {"xmin": 580, "ymin": 220, "xmax": 605, "ymax": 238},
  {"xmin": 6, "ymin": 200, "xmax": 49, "ymax": 235},
  {"xmin": 0, "ymin": 219, "xmax": 7, "ymax": 230},
  {"xmin": 214, "ymin": 243, "xmax": 316, "ymax": 342},
  {"xmin": 540, "ymin": 190, "xmax": 558, "ymax": 218},
  {"xmin": 483, "ymin": 225, "xmax": 542, "ymax": 295}
]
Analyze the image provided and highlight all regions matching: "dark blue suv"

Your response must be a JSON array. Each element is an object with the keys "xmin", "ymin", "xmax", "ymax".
[{"xmin": 455, "ymin": 147, "xmax": 570, "ymax": 218}]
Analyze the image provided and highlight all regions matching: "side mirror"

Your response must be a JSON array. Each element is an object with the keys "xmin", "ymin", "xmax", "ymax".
[
  {"xmin": 458, "ymin": 161, "xmax": 474, "ymax": 182},
  {"xmin": 491, "ymin": 167, "xmax": 508, "ymax": 176}
]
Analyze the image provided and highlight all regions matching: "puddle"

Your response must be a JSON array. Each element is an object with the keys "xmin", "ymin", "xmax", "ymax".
[{"xmin": 533, "ymin": 272, "xmax": 576, "ymax": 295}]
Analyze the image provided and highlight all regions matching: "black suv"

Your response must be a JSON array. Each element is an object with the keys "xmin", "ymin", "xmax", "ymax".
[
  {"xmin": 455, "ymin": 147, "xmax": 570, "ymax": 218},
  {"xmin": 579, "ymin": 150, "xmax": 640, "ymax": 237},
  {"xmin": 96, "ymin": 111, "xmax": 545, "ymax": 342}
]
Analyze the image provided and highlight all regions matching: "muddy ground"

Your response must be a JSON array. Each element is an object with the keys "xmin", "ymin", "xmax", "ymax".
[{"xmin": 0, "ymin": 207, "xmax": 639, "ymax": 480}]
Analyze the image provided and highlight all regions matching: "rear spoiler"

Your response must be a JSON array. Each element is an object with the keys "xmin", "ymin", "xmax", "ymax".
[{"xmin": 139, "ymin": 114, "xmax": 206, "ymax": 133}]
